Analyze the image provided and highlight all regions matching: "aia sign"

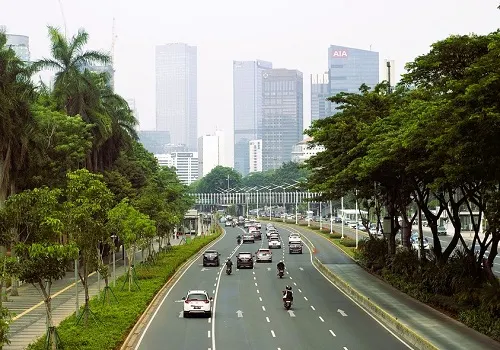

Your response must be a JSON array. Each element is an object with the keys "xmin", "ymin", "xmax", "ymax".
[{"xmin": 332, "ymin": 50, "xmax": 348, "ymax": 58}]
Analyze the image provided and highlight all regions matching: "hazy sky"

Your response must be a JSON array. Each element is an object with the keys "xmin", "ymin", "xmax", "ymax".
[{"xmin": 2, "ymin": 0, "xmax": 500, "ymax": 163}]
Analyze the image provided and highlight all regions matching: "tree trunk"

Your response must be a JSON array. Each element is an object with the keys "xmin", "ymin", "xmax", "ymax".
[
  {"xmin": 78, "ymin": 258, "xmax": 90, "ymax": 326},
  {"xmin": 418, "ymin": 208, "xmax": 425, "ymax": 262},
  {"xmin": 39, "ymin": 280, "xmax": 56, "ymax": 350},
  {"xmin": 126, "ymin": 246, "xmax": 135, "ymax": 292}
]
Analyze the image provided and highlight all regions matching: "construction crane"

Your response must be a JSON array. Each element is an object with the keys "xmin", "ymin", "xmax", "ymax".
[{"xmin": 111, "ymin": 17, "xmax": 117, "ymax": 66}]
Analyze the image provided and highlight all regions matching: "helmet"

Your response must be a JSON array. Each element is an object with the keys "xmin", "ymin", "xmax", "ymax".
[
  {"xmin": 286, "ymin": 285, "xmax": 292, "ymax": 290},
  {"xmin": 279, "ymin": 260, "xmax": 283, "ymax": 263}
]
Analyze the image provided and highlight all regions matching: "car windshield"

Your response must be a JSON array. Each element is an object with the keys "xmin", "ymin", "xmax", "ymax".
[
  {"xmin": 270, "ymin": 237, "xmax": 279, "ymax": 241},
  {"xmin": 258, "ymin": 250, "xmax": 270, "ymax": 254},
  {"xmin": 239, "ymin": 254, "xmax": 252, "ymax": 258},
  {"xmin": 187, "ymin": 293, "xmax": 208, "ymax": 301},
  {"xmin": 205, "ymin": 251, "xmax": 217, "ymax": 255}
]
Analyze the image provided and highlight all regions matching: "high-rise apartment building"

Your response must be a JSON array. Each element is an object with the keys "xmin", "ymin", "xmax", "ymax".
[
  {"xmin": 262, "ymin": 69, "xmax": 303, "ymax": 171},
  {"xmin": 249, "ymin": 139, "xmax": 262, "ymax": 173},
  {"xmin": 233, "ymin": 60, "xmax": 273, "ymax": 175},
  {"xmin": 156, "ymin": 43, "xmax": 198, "ymax": 150},
  {"xmin": 154, "ymin": 152, "xmax": 198, "ymax": 185},
  {"xmin": 311, "ymin": 73, "xmax": 330, "ymax": 122},
  {"xmin": 328, "ymin": 45, "xmax": 379, "ymax": 114},
  {"xmin": 198, "ymin": 130, "xmax": 225, "ymax": 177}
]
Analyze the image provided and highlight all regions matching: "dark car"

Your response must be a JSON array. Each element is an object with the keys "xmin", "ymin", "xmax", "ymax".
[
  {"xmin": 236, "ymin": 252, "xmax": 254, "ymax": 269},
  {"xmin": 202, "ymin": 250, "xmax": 220, "ymax": 267},
  {"xmin": 253, "ymin": 230, "xmax": 262, "ymax": 240}
]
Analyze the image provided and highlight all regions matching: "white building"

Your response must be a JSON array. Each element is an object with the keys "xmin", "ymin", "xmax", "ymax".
[
  {"xmin": 249, "ymin": 139, "xmax": 262, "ymax": 173},
  {"xmin": 154, "ymin": 152, "xmax": 198, "ymax": 185},
  {"xmin": 382, "ymin": 59, "xmax": 396, "ymax": 87},
  {"xmin": 155, "ymin": 43, "xmax": 198, "ymax": 151},
  {"xmin": 291, "ymin": 137, "xmax": 325, "ymax": 164},
  {"xmin": 198, "ymin": 130, "xmax": 225, "ymax": 177},
  {"xmin": 3, "ymin": 30, "xmax": 30, "ymax": 62}
]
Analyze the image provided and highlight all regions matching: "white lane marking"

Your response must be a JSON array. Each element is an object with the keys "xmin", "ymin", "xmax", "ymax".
[
  {"xmin": 329, "ymin": 330, "xmax": 336, "ymax": 337},
  {"xmin": 304, "ymin": 296, "xmax": 308, "ymax": 301},
  {"xmin": 134, "ymin": 229, "xmax": 227, "ymax": 349},
  {"xmin": 293, "ymin": 282, "xmax": 297, "ymax": 286},
  {"xmin": 178, "ymin": 311, "xmax": 183, "ymax": 318},
  {"xmin": 311, "ymin": 305, "xmax": 315, "ymax": 310},
  {"xmin": 253, "ymin": 271, "xmax": 255, "ymax": 274},
  {"xmin": 259, "ymin": 297, "xmax": 263, "ymax": 301},
  {"xmin": 319, "ymin": 316, "xmax": 324, "ymax": 322},
  {"xmin": 289, "ymin": 225, "xmax": 415, "ymax": 350},
  {"xmin": 262, "ymin": 305, "xmax": 266, "ymax": 311},
  {"xmin": 212, "ymin": 290, "xmax": 215, "ymax": 294},
  {"xmin": 253, "ymin": 276, "xmax": 256, "ymax": 280},
  {"xmin": 286, "ymin": 271, "xmax": 289, "ymax": 274},
  {"xmin": 255, "ymin": 282, "xmax": 258, "ymax": 286},
  {"xmin": 298, "ymin": 289, "xmax": 302, "ymax": 293},
  {"xmin": 208, "ymin": 330, "xmax": 211, "ymax": 338},
  {"xmin": 289, "ymin": 277, "xmax": 293, "ymax": 280},
  {"xmin": 299, "ymin": 267, "xmax": 304, "ymax": 271},
  {"xmin": 213, "ymin": 283, "xmax": 216, "ymax": 287},
  {"xmin": 266, "ymin": 316, "xmax": 270, "ymax": 322},
  {"xmin": 271, "ymin": 330, "xmax": 276, "ymax": 337},
  {"xmin": 343, "ymin": 347, "xmax": 348, "ymax": 350},
  {"xmin": 208, "ymin": 318, "xmax": 211, "ymax": 323},
  {"xmin": 256, "ymin": 289, "xmax": 260, "ymax": 293}
]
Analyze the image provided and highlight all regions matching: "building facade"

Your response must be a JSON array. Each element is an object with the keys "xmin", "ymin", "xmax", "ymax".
[
  {"xmin": 311, "ymin": 73, "xmax": 330, "ymax": 122},
  {"xmin": 291, "ymin": 137, "xmax": 325, "ymax": 164},
  {"xmin": 138, "ymin": 130, "xmax": 171, "ymax": 154},
  {"xmin": 85, "ymin": 65, "xmax": 115, "ymax": 89},
  {"xmin": 382, "ymin": 59, "xmax": 396, "ymax": 87},
  {"xmin": 328, "ymin": 45, "xmax": 379, "ymax": 114},
  {"xmin": 154, "ymin": 152, "xmax": 198, "ymax": 185},
  {"xmin": 249, "ymin": 139, "xmax": 263, "ymax": 173},
  {"xmin": 5, "ymin": 32, "xmax": 30, "ymax": 62},
  {"xmin": 156, "ymin": 43, "xmax": 198, "ymax": 150},
  {"xmin": 261, "ymin": 69, "xmax": 303, "ymax": 171},
  {"xmin": 198, "ymin": 130, "xmax": 225, "ymax": 177},
  {"xmin": 233, "ymin": 59, "xmax": 273, "ymax": 175}
]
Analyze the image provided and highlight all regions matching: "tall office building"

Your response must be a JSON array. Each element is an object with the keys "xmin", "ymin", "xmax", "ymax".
[
  {"xmin": 311, "ymin": 73, "xmax": 330, "ymax": 122},
  {"xmin": 86, "ymin": 65, "xmax": 115, "ymax": 89},
  {"xmin": 262, "ymin": 69, "xmax": 303, "ymax": 171},
  {"xmin": 328, "ymin": 45, "xmax": 379, "ymax": 114},
  {"xmin": 156, "ymin": 43, "xmax": 198, "ymax": 150},
  {"xmin": 233, "ymin": 60, "xmax": 273, "ymax": 176},
  {"xmin": 198, "ymin": 130, "xmax": 225, "ymax": 177},
  {"xmin": 382, "ymin": 59, "xmax": 396, "ymax": 87},
  {"xmin": 249, "ymin": 139, "xmax": 263, "ymax": 173},
  {"xmin": 154, "ymin": 152, "xmax": 198, "ymax": 185},
  {"xmin": 3, "ymin": 29, "xmax": 30, "ymax": 62}
]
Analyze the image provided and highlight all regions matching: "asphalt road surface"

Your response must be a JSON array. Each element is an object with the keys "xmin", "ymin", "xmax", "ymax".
[{"xmin": 136, "ymin": 226, "xmax": 411, "ymax": 350}]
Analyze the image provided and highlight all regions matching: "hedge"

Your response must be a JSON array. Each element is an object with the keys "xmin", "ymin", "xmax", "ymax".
[{"xmin": 26, "ymin": 229, "xmax": 222, "ymax": 350}]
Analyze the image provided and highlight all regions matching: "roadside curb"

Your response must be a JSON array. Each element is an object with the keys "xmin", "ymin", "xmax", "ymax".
[
  {"xmin": 120, "ymin": 231, "xmax": 225, "ymax": 350},
  {"xmin": 271, "ymin": 221, "xmax": 438, "ymax": 350}
]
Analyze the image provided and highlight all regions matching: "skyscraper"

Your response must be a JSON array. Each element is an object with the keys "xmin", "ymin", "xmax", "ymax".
[
  {"xmin": 328, "ymin": 45, "xmax": 379, "ymax": 114},
  {"xmin": 156, "ymin": 43, "xmax": 198, "ymax": 151},
  {"xmin": 3, "ymin": 29, "xmax": 30, "ymax": 62},
  {"xmin": 311, "ymin": 73, "xmax": 330, "ymax": 122},
  {"xmin": 233, "ymin": 60, "xmax": 272, "ymax": 175},
  {"xmin": 261, "ymin": 69, "xmax": 303, "ymax": 171},
  {"xmin": 249, "ymin": 139, "xmax": 263, "ymax": 173}
]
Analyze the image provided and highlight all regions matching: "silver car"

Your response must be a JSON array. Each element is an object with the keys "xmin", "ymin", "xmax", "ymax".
[{"xmin": 255, "ymin": 248, "xmax": 273, "ymax": 262}]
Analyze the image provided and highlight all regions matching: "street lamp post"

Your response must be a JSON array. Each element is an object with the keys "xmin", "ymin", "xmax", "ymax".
[
  {"xmin": 355, "ymin": 190, "xmax": 359, "ymax": 249},
  {"xmin": 319, "ymin": 201, "xmax": 322, "ymax": 230},
  {"xmin": 283, "ymin": 188, "xmax": 286, "ymax": 223},
  {"xmin": 307, "ymin": 190, "xmax": 311, "ymax": 227},
  {"xmin": 111, "ymin": 235, "xmax": 117, "ymax": 287},
  {"xmin": 330, "ymin": 200, "xmax": 333, "ymax": 234},
  {"xmin": 269, "ymin": 189, "xmax": 272, "ymax": 221},
  {"xmin": 341, "ymin": 196, "xmax": 344, "ymax": 239},
  {"xmin": 256, "ymin": 190, "xmax": 259, "ymax": 219},
  {"xmin": 295, "ymin": 191, "xmax": 298, "ymax": 224}
]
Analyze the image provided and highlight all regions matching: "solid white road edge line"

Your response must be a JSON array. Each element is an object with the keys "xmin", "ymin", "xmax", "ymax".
[
  {"xmin": 280, "ymin": 224, "xmax": 415, "ymax": 350},
  {"xmin": 134, "ymin": 228, "xmax": 227, "ymax": 350}
]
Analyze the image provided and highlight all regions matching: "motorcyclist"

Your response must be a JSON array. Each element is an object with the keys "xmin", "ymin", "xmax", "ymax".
[
  {"xmin": 277, "ymin": 260, "xmax": 285, "ymax": 275},
  {"xmin": 226, "ymin": 258, "xmax": 233, "ymax": 270},
  {"xmin": 282, "ymin": 285, "xmax": 293, "ymax": 301},
  {"xmin": 237, "ymin": 234, "xmax": 241, "ymax": 243}
]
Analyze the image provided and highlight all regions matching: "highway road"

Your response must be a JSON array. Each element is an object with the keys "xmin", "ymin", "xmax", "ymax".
[{"xmin": 135, "ymin": 226, "xmax": 411, "ymax": 350}]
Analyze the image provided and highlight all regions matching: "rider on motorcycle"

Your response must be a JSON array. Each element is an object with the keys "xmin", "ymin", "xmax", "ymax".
[
  {"xmin": 237, "ymin": 234, "xmax": 241, "ymax": 243},
  {"xmin": 282, "ymin": 285, "xmax": 293, "ymax": 301},
  {"xmin": 277, "ymin": 260, "xmax": 285, "ymax": 275},
  {"xmin": 226, "ymin": 258, "xmax": 233, "ymax": 269}
]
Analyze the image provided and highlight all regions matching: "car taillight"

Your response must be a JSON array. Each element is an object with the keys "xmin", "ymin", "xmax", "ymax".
[{"xmin": 204, "ymin": 300, "xmax": 210, "ymax": 304}]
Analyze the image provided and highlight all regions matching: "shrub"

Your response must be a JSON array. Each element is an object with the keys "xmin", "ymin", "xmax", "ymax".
[
  {"xmin": 339, "ymin": 238, "xmax": 356, "ymax": 247},
  {"xmin": 329, "ymin": 233, "xmax": 342, "ymax": 239},
  {"xmin": 26, "ymin": 232, "xmax": 221, "ymax": 350}
]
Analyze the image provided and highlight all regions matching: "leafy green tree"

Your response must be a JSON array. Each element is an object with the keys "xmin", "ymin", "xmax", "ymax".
[
  {"xmin": 0, "ymin": 32, "xmax": 36, "ymax": 204},
  {"xmin": 3, "ymin": 187, "xmax": 78, "ymax": 349},
  {"xmin": 107, "ymin": 199, "xmax": 156, "ymax": 291},
  {"xmin": 195, "ymin": 166, "xmax": 242, "ymax": 193},
  {"xmin": 63, "ymin": 169, "xmax": 114, "ymax": 324}
]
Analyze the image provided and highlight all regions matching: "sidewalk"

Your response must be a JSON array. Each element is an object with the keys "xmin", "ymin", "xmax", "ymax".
[
  {"xmin": 285, "ymin": 223, "xmax": 500, "ymax": 350},
  {"xmin": 4, "ymin": 237, "xmax": 183, "ymax": 350}
]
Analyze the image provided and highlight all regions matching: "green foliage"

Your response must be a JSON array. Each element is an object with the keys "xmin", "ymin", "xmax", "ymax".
[
  {"xmin": 194, "ymin": 166, "xmax": 242, "ymax": 193},
  {"xmin": 25, "ymin": 233, "xmax": 221, "ymax": 350},
  {"xmin": 242, "ymin": 162, "xmax": 309, "ymax": 188}
]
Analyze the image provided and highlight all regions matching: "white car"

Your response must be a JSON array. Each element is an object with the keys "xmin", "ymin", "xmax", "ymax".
[
  {"xmin": 268, "ymin": 237, "xmax": 281, "ymax": 249},
  {"xmin": 225, "ymin": 220, "xmax": 232, "ymax": 227},
  {"xmin": 182, "ymin": 290, "xmax": 213, "ymax": 317},
  {"xmin": 288, "ymin": 233, "xmax": 300, "ymax": 240},
  {"xmin": 255, "ymin": 222, "xmax": 262, "ymax": 228}
]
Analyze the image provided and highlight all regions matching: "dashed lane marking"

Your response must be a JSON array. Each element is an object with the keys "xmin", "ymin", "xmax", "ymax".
[
  {"xmin": 271, "ymin": 330, "xmax": 276, "ymax": 337},
  {"xmin": 319, "ymin": 316, "xmax": 324, "ymax": 322},
  {"xmin": 262, "ymin": 305, "xmax": 266, "ymax": 311},
  {"xmin": 266, "ymin": 316, "xmax": 270, "ymax": 322},
  {"xmin": 208, "ymin": 330, "xmax": 211, "ymax": 338},
  {"xmin": 304, "ymin": 296, "xmax": 308, "ymax": 301},
  {"xmin": 257, "ymin": 289, "xmax": 260, "ymax": 293},
  {"xmin": 259, "ymin": 297, "xmax": 263, "ymax": 301},
  {"xmin": 311, "ymin": 305, "xmax": 315, "ymax": 310},
  {"xmin": 329, "ymin": 330, "xmax": 336, "ymax": 337}
]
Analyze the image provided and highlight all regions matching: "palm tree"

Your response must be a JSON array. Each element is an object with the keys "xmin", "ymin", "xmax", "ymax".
[
  {"xmin": 0, "ymin": 33, "xmax": 36, "ymax": 205},
  {"xmin": 31, "ymin": 26, "xmax": 111, "ymax": 117}
]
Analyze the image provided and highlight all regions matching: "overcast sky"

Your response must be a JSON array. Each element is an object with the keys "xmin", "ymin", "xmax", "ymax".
[{"xmin": 2, "ymin": 0, "xmax": 499, "ymax": 162}]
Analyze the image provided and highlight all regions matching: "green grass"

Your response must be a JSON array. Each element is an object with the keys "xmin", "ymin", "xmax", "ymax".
[{"xmin": 26, "ymin": 230, "xmax": 222, "ymax": 350}]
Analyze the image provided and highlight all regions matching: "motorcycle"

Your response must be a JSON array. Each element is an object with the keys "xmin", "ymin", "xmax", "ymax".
[
  {"xmin": 278, "ymin": 269, "xmax": 284, "ymax": 278},
  {"xmin": 282, "ymin": 291, "xmax": 292, "ymax": 310},
  {"xmin": 237, "ymin": 238, "xmax": 241, "ymax": 244},
  {"xmin": 226, "ymin": 265, "xmax": 232, "ymax": 275}
]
